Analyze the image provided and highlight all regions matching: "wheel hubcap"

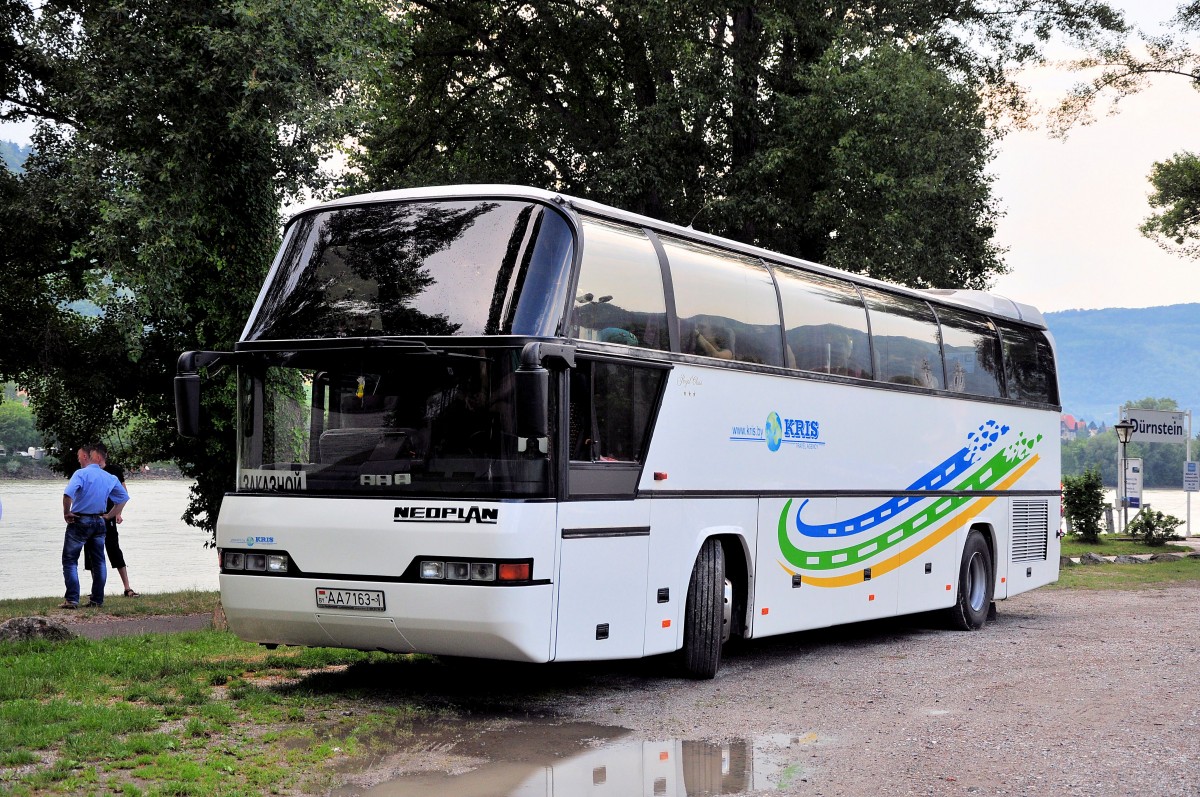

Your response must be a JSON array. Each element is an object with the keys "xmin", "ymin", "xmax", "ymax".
[{"xmin": 966, "ymin": 552, "xmax": 987, "ymax": 612}]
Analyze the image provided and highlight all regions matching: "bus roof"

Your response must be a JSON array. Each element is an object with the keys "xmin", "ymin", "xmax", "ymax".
[{"xmin": 303, "ymin": 184, "xmax": 1048, "ymax": 329}]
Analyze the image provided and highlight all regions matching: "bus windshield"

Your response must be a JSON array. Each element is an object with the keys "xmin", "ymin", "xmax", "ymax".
[
  {"xmin": 236, "ymin": 348, "xmax": 553, "ymax": 498},
  {"xmin": 245, "ymin": 198, "xmax": 575, "ymax": 341}
]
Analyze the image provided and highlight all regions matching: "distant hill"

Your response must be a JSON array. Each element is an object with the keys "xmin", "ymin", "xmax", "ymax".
[
  {"xmin": 1, "ymin": 140, "xmax": 31, "ymax": 173},
  {"xmin": 1045, "ymin": 304, "xmax": 1200, "ymax": 424}
]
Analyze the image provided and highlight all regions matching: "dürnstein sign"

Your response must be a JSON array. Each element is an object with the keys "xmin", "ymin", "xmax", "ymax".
[{"xmin": 1125, "ymin": 409, "xmax": 1188, "ymax": 444}]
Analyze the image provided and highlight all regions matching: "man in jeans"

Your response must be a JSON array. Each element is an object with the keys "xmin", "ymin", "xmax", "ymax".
[{"xmin": 61, "ymin": 444, "xmax": 130, "ymax": 609}]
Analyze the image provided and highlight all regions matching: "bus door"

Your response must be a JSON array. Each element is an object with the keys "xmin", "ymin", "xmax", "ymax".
[{"xmin": 552, "ymin": 358, "xmax": 667, "ymax": 661}]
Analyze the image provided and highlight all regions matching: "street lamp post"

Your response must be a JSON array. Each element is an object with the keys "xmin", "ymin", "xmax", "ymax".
[{"xmin": 1114, "ymin": 419, "xmax": 1136, "ymax": 532}]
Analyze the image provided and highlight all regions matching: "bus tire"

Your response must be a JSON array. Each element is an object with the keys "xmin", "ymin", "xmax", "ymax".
[
  {"xmin": 948, "ymin": 531, "xmax": 993, "ymax": 631},
  {"xmin": 681, "ymin": 538, "xmax": 725, "ymax": 679}
]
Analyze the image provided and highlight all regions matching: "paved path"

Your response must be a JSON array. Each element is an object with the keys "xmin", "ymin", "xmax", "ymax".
[{"xmin": 63, "ymin": 612, "xmax": 212, "ymax": 640}]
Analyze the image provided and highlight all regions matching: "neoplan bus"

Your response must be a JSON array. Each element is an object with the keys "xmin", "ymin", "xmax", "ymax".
[{"xmin": 175, "ymin": 185, "xmax": 1061, "ymax": 679}]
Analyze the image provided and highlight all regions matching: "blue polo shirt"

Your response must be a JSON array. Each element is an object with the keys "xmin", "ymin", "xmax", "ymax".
[{"xmin": 64, "ymin": 463, "xmax": 130, "ymax": 515}]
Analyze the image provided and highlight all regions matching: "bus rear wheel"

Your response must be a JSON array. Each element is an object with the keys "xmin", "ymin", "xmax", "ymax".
[
  {"xmin": 948, "ymin": 530, "xmax": 993, "ymax": 631},
  {"xmin": 681, "ymin": 538, "xmax": 725, "ymax": 679}
]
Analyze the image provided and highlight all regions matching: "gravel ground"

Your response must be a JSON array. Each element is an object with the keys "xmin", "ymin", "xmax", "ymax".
[
  {"xmin": 49, "ymin": 587, "xmax": 1198, "ymax": 795},
  {"xmin": 564, "ymin": 585, "xmax": 1200, "ymax": 797}
]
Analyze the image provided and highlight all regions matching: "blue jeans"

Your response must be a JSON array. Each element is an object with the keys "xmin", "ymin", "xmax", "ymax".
[{"xmin": 63, "ymin": 517, "xmax": 107, "ymax": 605}]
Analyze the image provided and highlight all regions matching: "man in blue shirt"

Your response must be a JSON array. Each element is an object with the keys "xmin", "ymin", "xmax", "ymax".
[{"xmin": 61, "ymin": 444, "xmax": 130, "ymax": 608}]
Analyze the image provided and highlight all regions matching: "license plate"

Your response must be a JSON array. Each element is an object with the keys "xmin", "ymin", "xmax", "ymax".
[{"xmin": 315, "ymin": 588, "xmax": 385, "ymax": 611}]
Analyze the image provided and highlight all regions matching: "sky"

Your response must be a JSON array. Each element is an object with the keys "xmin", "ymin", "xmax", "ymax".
[
  {"xmin": 2, "ymin": 2, "xmax": 1196, "ymax": 314},
  {"xmin": 990, "ymin": 0, "xmax": 1200, "ymax": 313}
]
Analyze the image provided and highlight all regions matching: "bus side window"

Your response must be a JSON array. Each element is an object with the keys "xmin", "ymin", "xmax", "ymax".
[
  {"xmin": 664, "ymin": 238, "xmax": 783, "ymax": 366},
  {"xmin": 775, "ymin": 267, "xmax": 872, "ymax": 378},
  {"xmin": 936, "ymin": 307, "xmax": 1004, "ymax": 398},
  {"xmin": 570, "ymin": 218, "xmax": 669, "ymax": 351},
  {"xmin": 996, "ymin": 322, "xmax": 1059, "ymax": 405},
  {"xmin": 569, "ymin": 361, "xmax": 666, "ymax": 462},
  {"xmin": 861, "ymin": 288, "xmax": 944, "ymax": 389}
]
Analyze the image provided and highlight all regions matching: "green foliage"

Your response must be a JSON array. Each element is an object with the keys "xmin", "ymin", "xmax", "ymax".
[
  {"xmin": 0, "ymin": 398, "xmax": 40, "ymax": 452},
  {"xmin": 355, "ymin": 1, "xmax": 1125, "ymax": 290},
  {"xmin": 1142, "ymin": 151, "xmax": 1200, "ymax": 260},
  {"xmin": 1125, "ymin": 509, "xmax": 1185, "ymax": 547},
  {"xmin": 0, "ymin": 0, "xmax": 404, "ymax": 533},
  {"xmin": 1062, "ymin": 466, "xmax": 1106, "ymax": 542}
]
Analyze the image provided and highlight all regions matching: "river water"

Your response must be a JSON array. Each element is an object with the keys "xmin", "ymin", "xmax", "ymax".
[
  {"xmin": 1103, "ymin": 488, "xmax": 1197, "ymax": 535},
  {"xmin": 0, "ymin": 479, "xmax": 218, "ymax": 601}
]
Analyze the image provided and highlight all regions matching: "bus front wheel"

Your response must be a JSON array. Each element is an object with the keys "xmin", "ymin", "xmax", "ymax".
[
  {"xmin": 681, "ymin": 538, "xmax": 725, "ymax": 679},
  {"xmin": 948, "ymin": 530, "xmax": 993, "ymax": 631}
]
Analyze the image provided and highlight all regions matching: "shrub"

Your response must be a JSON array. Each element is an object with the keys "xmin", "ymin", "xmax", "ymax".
[
  {"xmin": 1125, "ymin": 510, "xmax": 1184, "ymax": 547},
  {"xmin": 1062, "ymin": 467, "xmax": 1106, "ymax": 543}
]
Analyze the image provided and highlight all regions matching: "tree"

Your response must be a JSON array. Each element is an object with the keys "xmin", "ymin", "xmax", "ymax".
[
  {"xmin": 1142, "ymin": 151, "xmax": 1200, "ymax": 260},
  {"xmin": 354, "ymin": 1, "xmax": 1126, "ymax": 289},
  {"xmin": 0, "ymin": 0, "xmax": 400, "ymax": 535},
  {"xmin": 0, "ymin": 400, "xmax": 40, "ymax": 452},
  {"xmin": 1062, "ymin": 466, "xmax": 1105, "ymax": 543},
  {"xmin": 1054, "ymin": 2, "xmax": 1200, "ymax": 259}
]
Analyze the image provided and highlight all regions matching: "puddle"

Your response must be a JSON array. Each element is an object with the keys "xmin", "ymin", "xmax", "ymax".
[{"xmin": 331, "ymin": 721, "xmax": 814, "ymax": 796}]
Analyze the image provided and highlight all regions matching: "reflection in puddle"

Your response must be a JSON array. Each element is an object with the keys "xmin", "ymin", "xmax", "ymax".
[{"xmin": 333, "ymin": 721, "xmax": 813, "ymax": 796}]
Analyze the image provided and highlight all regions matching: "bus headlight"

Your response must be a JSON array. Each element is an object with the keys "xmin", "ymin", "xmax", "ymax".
[
  {"xmin": 413, "ymin": 558, "xmax": 532, "ymax": 584},
  {"xmin": 470, "ymin": 563, "xmax": 496, "ymax": 581},
  {"xmin": 220, "ymin": 549, "xmax": 290, "ymax": 575}
]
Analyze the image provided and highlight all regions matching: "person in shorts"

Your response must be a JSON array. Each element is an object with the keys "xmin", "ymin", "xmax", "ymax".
[
  {"xmin": 91, "ymin": 443, "xmax": 139, "ymax": 597},
  {"xmin": 61, "ymin": 444, "xmax": 129, "ymax": 608}
]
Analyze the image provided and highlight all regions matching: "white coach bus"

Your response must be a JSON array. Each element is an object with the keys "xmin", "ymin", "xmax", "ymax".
[{"xmin": 176, "ymin": 185, "xmax": 1061, "ymax": 678}]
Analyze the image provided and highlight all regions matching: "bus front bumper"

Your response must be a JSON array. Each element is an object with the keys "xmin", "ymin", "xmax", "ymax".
[{"xmin": 219, "ymin": 574, "xmax": 554, "ymax": 663}]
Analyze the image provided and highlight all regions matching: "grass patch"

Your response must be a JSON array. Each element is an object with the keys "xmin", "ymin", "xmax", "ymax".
[
  {"xmin": 0, "ymin": 630, "xmax": 435, "ymax": 795},
  {"xmin": 0, "ymin": 590, "xmax": 221, "ymax": 623},
  {"xmin": 1059, "ymin": 537, "xmax": 1190, "ymax": 558},
  {"xmin": 1053, "ymin": 556, "xmax": 1200, "ymax": 589}
]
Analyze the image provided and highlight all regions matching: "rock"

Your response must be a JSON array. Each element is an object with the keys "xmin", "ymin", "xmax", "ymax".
[
  {"xmin": 1113, "ymin": 555, "xmax": 1147, "ymax": 565},
  {"xmin": 1150, "ymin": 553, "xmax": 1185, "ymax": 562},
  {"xmin": 1059, "ymin": 556, "xmax": 1076, "ymax": 568},
  {"xmin": 1079, "ymin": 552, "xmax": 1108, "ymax": 565},
  {"xmin": 0, "ymin": 616, "xmax": 76, "ymax": 642},
  {"xmin": 1187, "ymin": 552, "xmax": 1200, "ymax": 559}
]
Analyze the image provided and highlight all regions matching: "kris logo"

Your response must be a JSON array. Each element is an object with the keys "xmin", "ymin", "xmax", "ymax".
[
  {"xmin": 731, "ymin": 411, "xmax": 823, "ymax": 451},
  {"xmin": 394, "ymin": 506, "xmax": 499, "ymax": 524},
  {"xmin": 242, "ymin": 536, "xmax": 275, "ymax": 547}
]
